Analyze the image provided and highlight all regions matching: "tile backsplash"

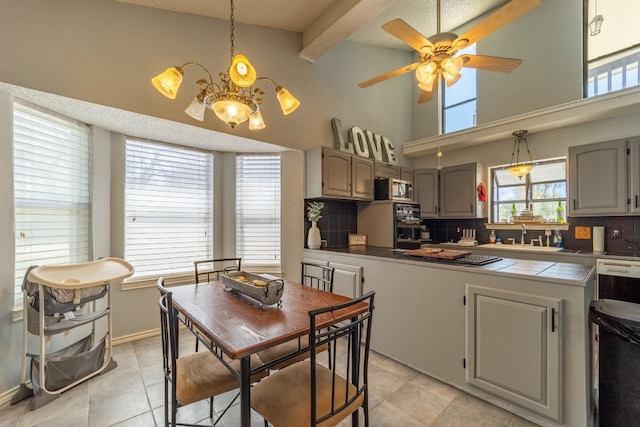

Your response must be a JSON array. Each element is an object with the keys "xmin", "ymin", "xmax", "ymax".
[{"xmin": 303, "ymin": 199, "xmax": 640, "ymax": 256}]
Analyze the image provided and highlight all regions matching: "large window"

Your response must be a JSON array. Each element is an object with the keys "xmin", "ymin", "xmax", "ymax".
[
  {"xmin": 490, "ymin": 158, "xmax": 567, "ymax": 223},
  {"xmin": 13, "ymin": 102, "xmax": 91, "ymax": 306},
  {"xmin": 125, "ymin": 139, "xmax": 213, "ymax": 279},
  {"xmin": 443, "ymin": 44, "xmax": 477, "ymax": 134},
  {"xmin": 236, "ymin": 154, "xmax": 281, "ymax": 269},
  {"xmin": 585, "ymin": 0, "xmax": 640, "ymax": 97}
]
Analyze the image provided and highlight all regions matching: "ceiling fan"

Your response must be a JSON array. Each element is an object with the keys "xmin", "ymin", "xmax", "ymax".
[{"xmin": 358, "ymin": 0, "xmax": 542, "ymax": 103}]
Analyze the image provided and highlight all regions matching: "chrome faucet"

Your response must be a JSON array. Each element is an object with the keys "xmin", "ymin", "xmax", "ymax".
[{"xmin": 520, "ymin": 223, "xmax": 527, "ymax": 244}]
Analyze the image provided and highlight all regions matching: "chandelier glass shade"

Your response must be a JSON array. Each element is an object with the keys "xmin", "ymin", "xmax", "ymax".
[
  {"xmin": 589, "ymin": 0, "xmax": 604, "ymax": 36},
  {"xmin": 150, "ymin": 0, "xmax": 299, "ymax": 129},
  {"xmin": 508, "ymin": 130, "xmax": 534, "ymax": 178}
]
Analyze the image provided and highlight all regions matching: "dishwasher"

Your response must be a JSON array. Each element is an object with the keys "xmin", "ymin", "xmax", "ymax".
[{"xmin": 591, "ymin": 259, "xmax": 640, "ymax": 426}]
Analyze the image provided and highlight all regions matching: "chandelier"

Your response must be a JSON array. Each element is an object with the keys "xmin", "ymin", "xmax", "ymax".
[
  {"xmin": 151, "ymin": 0, "xmax": 300, "ymax": 129},
  {"xmin": 508, "ymin": 130, "xmax": 534, "ymax": 178}
]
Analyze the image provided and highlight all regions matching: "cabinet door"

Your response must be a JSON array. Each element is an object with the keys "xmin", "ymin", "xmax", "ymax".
[
  {"xmin": 569, "ymin": 140, "xmax": 627, "ymax": 216},
  {"xmin": 322, "ymin": 148, "xmax": 352, "ymax": 198},
  {"xmin": 330, "ymin": 262, "xmax": 363, "ymax": 298},
  {"xmin": 400, "ymin": 167, "xmax": 413, "ymax": 183},
  {"xmin": 414, "ymin": 169, "xmax": 438, "ymax": 217},
  {"xmin": 466, "ymin": 285, "xmax": 562, "ymax": 421},
  {"xmin": 375, "ymin": 163, "xmax": 400, "ymax": 179},
  {"xmin": 351, "ymin": 156, "xmax": 374, "ymax": 200},
  {"xmin": 440, "ymin": 163, "xmax": 476, "ymax": 217},
  {"xmin": 628, "ymin": 137, "xmax": 640, "ymax": 214}
]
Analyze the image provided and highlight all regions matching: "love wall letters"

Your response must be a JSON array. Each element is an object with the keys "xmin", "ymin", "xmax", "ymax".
[{"xmin": 331, "ymin": 118, "xmax": 397, "ymax": 165}]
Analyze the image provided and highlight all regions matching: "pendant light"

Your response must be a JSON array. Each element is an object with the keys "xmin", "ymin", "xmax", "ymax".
[{"xmin": 508, "ymin": 130, "xmax": 534, "ymax": 178}]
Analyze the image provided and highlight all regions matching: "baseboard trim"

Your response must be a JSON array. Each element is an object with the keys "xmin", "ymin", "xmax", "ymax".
[{"xmin": 111, "ymin": 328, "xmax": 160, "ymax": 346}]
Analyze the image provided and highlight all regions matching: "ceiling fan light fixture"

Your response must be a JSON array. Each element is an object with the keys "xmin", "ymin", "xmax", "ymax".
[
  {"xmin": 415, "ymin": 62, "xmax": 437, "ymax": 84},
  {"xmin": 442, "ymin": 70, "xmax": 461, "ymax": 87},
  {"xmin": 151, "ymin": 66, "xmax": 184, "ymax": 99},
  {"xmin": 442, "ymin": 56, "xmax": 464, "ymax": 75},
  {"xmin": 150, "ymin": 0, "xmax": 299, "ymax": 129}
]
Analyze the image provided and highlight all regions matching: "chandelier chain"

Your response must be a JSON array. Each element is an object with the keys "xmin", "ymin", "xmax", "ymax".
[{"xmin": 229, "ymin": 0, "xmax": 235, "ymax": 63}]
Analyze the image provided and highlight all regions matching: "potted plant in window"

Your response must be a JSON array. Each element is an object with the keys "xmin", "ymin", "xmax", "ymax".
[{"xmin": 306, "ymin": 201, "xmax": 324, "ymax": 249}]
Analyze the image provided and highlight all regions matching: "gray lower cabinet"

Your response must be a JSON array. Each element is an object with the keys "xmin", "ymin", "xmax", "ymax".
[
  {"xmin": 330, "ymin": 262, "xmax": 363, "ymax": 298},
  {"xmin": 466, "ymin": 285, "xmax": 563, "ymax": 422}
]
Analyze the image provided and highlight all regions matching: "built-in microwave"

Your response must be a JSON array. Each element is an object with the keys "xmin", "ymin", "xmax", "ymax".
[{"xmin": 374, "ymin": 178, "xmax": 413, "ymax": 201}]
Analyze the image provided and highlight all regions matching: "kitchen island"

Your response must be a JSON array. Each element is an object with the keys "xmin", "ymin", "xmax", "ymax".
[{"xmin": 303, "ymin": 246, "xmax": 596, "ymax": 427}]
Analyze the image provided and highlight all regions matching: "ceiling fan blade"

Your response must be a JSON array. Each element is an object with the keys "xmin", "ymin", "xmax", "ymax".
[
  {"xmin": 418, "ymin": 89, "xmax": 435, "ymax": 104},
  {"xmin": 454, "ymin": 0, "xmax": 542, "ymax": 47},
  {"xmin": 461, "ymin": 55, "xmax": 522, "ymax": 73},
  {"xmin": 382, "ymin": 19, "xmax": 434, "ymax": 53},
  {"xmin": 358, "ymin": 62, "xmax": 420, "ymax": 88}
]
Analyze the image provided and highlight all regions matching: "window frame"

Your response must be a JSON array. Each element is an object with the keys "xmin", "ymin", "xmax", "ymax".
[
  {"xmin": 13, "ymin": 101, "xmax": 92, "ymax": 309},
  {"xmin": 490, "ymin": 157, "xmax": 567, "ymax": 224},
  {"xmin": 123, "ymin": 138, "xmax": 214, "ymax": 285},
  {"xmin": 235, "ymin": 153, "xmax": 281, "ymax": 272}
]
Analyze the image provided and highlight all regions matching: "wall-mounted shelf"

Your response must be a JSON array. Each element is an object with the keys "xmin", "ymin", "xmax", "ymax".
[{"xmin": 485, "ymin": 223, "xmax": 570, "ymax": 231}]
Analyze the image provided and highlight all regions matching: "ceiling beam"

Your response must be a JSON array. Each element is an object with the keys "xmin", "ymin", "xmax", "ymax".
[{"xmin": 299, "ymin": 0, "xmax": 400, "ymax": 63}]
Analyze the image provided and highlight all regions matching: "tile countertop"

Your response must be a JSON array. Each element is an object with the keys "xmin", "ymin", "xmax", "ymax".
[{"xmin": 309, "ymin": 246, "xmax": 595, "ymax": 286}]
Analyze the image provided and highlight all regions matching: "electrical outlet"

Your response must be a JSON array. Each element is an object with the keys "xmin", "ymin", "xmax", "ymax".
[
  {"xmin": 575, "ymin": 226, "xmax": 591, "ymax": 240},
  {"xmin": 612, "ymin": 228, "xmax": 621, "ymax": 239},
  {"xmin": 456, "ymin": 226, "xmax": 461, "ymax": 233}
]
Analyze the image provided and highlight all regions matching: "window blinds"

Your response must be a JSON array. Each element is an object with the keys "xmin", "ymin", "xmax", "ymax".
[
  {"xmin": 125, "ymin": 138, "xmax": 213, "ymax": 278},
  {"xmin": 13, "ymin": 102, "xmax": 91, "ymax": 304},
  {"xmin": 236, "ymin": 154, "xmax": 281, "ymax": 266}
]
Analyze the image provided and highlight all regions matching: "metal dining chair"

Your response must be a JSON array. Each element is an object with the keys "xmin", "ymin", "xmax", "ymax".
[
  {"xmin": 156, "ymin": 277, "xmax": 265, "ymax": 426},
  {"xmin": 194, "ymin": 258, "xmax": 242, "ymax": 284},
  {"xmin": 256, "ymin": 262, "xmax": 335, "ymax": 371},
  {"xmin": 251, "ymin": 291, "xmax": 375, "ymax": 427}
]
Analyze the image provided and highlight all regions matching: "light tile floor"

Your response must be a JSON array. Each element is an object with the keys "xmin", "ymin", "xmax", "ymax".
[{"xmin": 0, "ymin": 334, "xmax": 540, "ymax": 427}]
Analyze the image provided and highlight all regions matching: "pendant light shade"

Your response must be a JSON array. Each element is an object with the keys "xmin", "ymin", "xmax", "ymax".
[
  {"xmin": 151, "ymin": 66, "xmax": 184, "ymax": 99},
  {"xmin": 229, "ymin": 54, "xmax": 257, "ymax": 87},
  {"xmin": 276, "ymin": 86, "xmax": 300, "ymax": 115},
  {"xmin": 249, "ymin": 109, "xmax": 266, "ymax": 130}
]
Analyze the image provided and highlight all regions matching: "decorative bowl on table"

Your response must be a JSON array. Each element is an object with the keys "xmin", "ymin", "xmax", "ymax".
[{"xmin": 221, "ymin": 271, "xmax": 284, "ymax": 307}]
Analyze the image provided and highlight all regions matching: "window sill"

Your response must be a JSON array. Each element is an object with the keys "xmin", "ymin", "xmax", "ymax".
[
  {"xmin": 485, "ymin": 223, "xmax": 570, "ymax": 231},
  {"xmin": 121, "ymin": 266, "xmax": 282, "ymax": 290}
]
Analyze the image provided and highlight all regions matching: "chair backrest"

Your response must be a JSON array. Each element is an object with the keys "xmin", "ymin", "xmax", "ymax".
[
  {"xmin": 157, "ymin": 277, "xmax": 179, "ymax": 385},
  {"xmin": 300, "ymin": 261, "xmax": 335, "ymax": 293},
  {"xmin": 309, "ymin": 291, "xmax": 375, "ymax": 426},
  {"xmin": 194, "ymin": 258, "xmax": 242, "ymax": 284}
]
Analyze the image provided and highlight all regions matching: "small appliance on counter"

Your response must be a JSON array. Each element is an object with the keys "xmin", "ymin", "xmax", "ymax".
[{"xmin": 357, "ymin": 201, "xmax": 421, "ymax": 249}]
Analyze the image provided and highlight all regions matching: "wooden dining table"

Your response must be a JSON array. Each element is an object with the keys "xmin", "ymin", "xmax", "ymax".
[{"xmin": 170, "ymin": 279, "xmax": 369, "ymax": 427}]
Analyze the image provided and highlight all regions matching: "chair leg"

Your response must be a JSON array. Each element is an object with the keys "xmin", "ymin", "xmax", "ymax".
[
  {"xmin": 213, "ymin": 391, "xmax": 240, "ymax": 426},
  {"xmin": 263, "ymin": 419, "xmax": 269, "ymax": 427},
  {"xmin": 209, "ymin": 396, "xmax": 214, "ymax": 419}
]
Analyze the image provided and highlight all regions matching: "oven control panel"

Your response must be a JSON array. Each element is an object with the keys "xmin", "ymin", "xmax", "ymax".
[{"xmin": 597, "ymin": 259, "xmax": 640, "ymax": 279}]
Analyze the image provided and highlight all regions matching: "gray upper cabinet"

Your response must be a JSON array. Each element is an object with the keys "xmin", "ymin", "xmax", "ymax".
[
  {"xmin": 440, "ymin": 163, "xmax": 478, "ymax": 218},
  {"xmin": 306, "ymin": 147, "xmax": 374, "ymax": 200},
  {"xmin": 568, "ymin": 139, "xmax": 628, "ymax": 216},
  {"xmin": 400, "ymin": 167, "xmax": 413, "ymax": 183},
  {"xmin": 414, "ymin": 168, "xmax": 438, "ymax": 217},
  {"xmin": 375, "ymin": 163, "xmax": 400, "ymax": 179}
]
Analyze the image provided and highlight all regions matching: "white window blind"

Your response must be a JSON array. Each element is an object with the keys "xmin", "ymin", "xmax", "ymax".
[
  {"xmin": 13, "ymin": 102, "xmax": 91, "ymax": 306},
  {"xmin": 125, "ymin": 138, "xmax": 213, "ymax": 279},
  {"xmin": 236, "ymin": 154, "xmax": 281, "ymax": 267}
]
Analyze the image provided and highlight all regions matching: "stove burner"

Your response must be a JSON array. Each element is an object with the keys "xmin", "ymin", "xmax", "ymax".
[{"xmin": 454, "ymin": 254, "xmax": 502, "ymax": 266}]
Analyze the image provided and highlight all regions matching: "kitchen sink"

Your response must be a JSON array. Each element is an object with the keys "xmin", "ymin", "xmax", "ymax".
[{"xmin": 477, "ymin": 243, "xmax": 563, "ymax": 252}]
